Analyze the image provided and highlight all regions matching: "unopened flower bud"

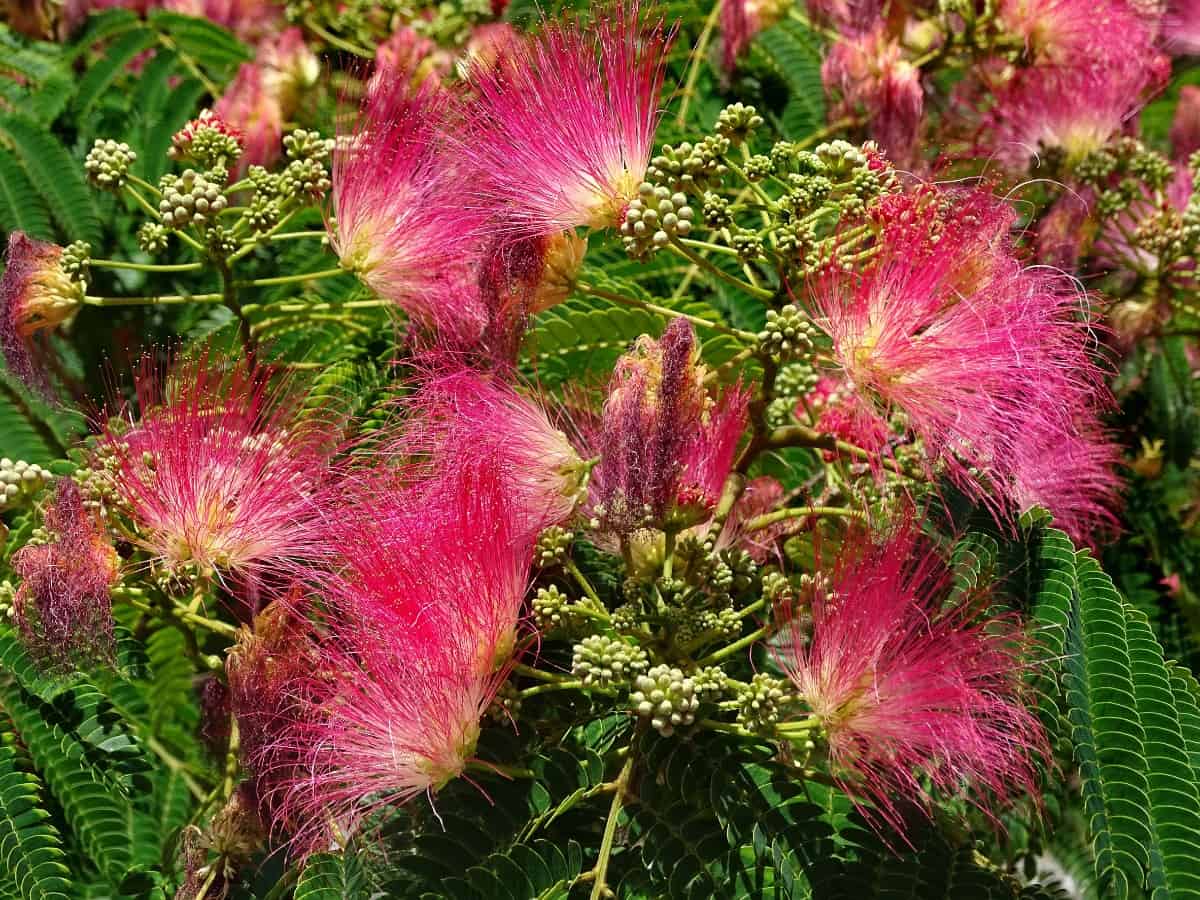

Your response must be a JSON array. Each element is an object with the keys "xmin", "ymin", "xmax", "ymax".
[
  {"xmin": 84, "ymin": 139, "xmax": 136, "ymax": 190},
  {"xmin": 631, "ymin": 665, "xmax": 699, "ymax": 736}
]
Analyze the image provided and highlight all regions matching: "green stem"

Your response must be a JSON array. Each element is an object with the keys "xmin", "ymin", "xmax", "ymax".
[
  {"xmin": 519, "ymin": 680, "xmax": 588, "ymax": 699},
  {"xmin": 564, "ymin": 560, "xmax": 604, "ymax": 608},
  {"xmin": 227, "ymin": 208, "xmax": 300, "ymax": 262},
  {"xmin": 697, "ymin": 623, "xmax": 772, "ymax": 666},
  {"xmin": 122, "ymin": 182, "xmax": 163, "ymax": 220},
  {"xmin": 304, "ymin": 15, "xmax": 373, "ymax": 57},
  {"xmin": 90, "ymin": 258, "xmax": 203, "ymax": 273},
  {"xmin": 743, "ymin": 506, "xmax": 866, "ymax": 531},
  {"xmin": 667, "ymin": 239, "xmax": 775, "ymax": 300},
  {"xmin": 792, "ymin": 117, "xmax": 860, "ymax": 151},
  {"xmin": 677, "ymin": 237, "xmax": 744, "ymax": 258},
  {"xmin": 83, "ymin": 292, "xmax": 224, "ymax": 306},
  {"xmin": 698, "ymin": 719, "xmax": 754, "ymax": 738},
  {"xmin": 465, "ymin": 761, "xmax": 535, "ymax": 779},
  {"xmin": 256, "ymin": 229, "xmax": 327, "ymax": 243},
  {"xmin": 125, "ymin": 174, "xmax": 162, "ymax": 198},
  {"xmin": 236, "ymin": 268, "xmax": 346, "ymax": 288},
  {"xmin": 734, "ymin": 597, "xmax": 766, "ymax": 620},
  {"xmin": 146, "ymin": 736, "xmax": 207, "ymax": 800},
  {"xmin": 575, "ymin": 279, "xmax": 756, "ymax": 341},
  {"xmin": 193, "ymin": 866, "xmax": 220, "ymax": 900},
  {"xmin": 675, "ymin": 0, "xmax": 721, "ymax": 128},
  {"xmin": 512, "ymin": 663, "xmax": 572, "ymax": 684},
  {"xmin": 588, "ymin": 736, "xmax": 639, "ymax": 900}
]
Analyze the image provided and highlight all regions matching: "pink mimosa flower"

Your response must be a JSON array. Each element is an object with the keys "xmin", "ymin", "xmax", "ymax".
[
  {"xmin": 997, "ymin": 0, "xmax": 1154, "ymax": 69},
  {"xmin": 1171, "ymin": 85, "xmax": 1200, "ymax": 158},
  {"xmin": 810, "ymin": 185, "xmax": 1110, "ymax": 523},
  {"xmin": 396, "ymin": 367, "xmax": 590, "ymax": 531},
  {"xmin": 1011, "ymin": 423, "xmax": 1123, "ymax": 548},
  {"xmin": 777, "ymin": 522, "xmax": 1048, "ymax": 836},
  {"xmin": 0, "ymin": 232, "xmax": 83, "ymax": 396},
  {"xmin": 256, "ymin": 458, "xmax": 535, "ymax": 852},
  {"xmin": 260, "ymin": 27, "xmax": 320, "ymax": 119},
  {"xmin": 456, "ymin": 2, "xmax": 673, "ymax": 237},
  {"xmin": 978, "ymin": 58, "xmax": 1168, "ymax": 171},
  {"xmin": 1163, "ymin": 0, "xmax": 1200, "ymax": 55},
  {"xmin": 675, "ymin": 382, "xmax": 751, "ymax": 520},
  {"xmin": 164, "ymin": 0, "xmax": 284, "ymax": 45},
  {"xmin": 330, "ymin": 66, "xmax": 488, "ymax": 343},
  {"xmin": 12, "ymin": 479, "xmax": 119, "ymax": 667},
  {"xmin": 719, "ymin": 0, "xmax": 792, "ymax": 71},
  {"xmin": 97, "ymin": 352, "xmax": 336, "ymax": 598}
]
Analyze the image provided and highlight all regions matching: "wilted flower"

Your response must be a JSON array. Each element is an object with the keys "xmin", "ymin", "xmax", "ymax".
[
  {"xmin": 589, "ymin": 319, "xmax": 749, "ymax": 533},
  {"xmin": 97, "ymin": 352, "xmax": 335, "ymax": 600},
  {"xmin": 11, "ymin": 479, "xmax": 119, "ymax": 668},
  {"xmin": 1171, "ymin": 84, "xmax": 1200, "ymax": 158},
  {"xmin": 397, "ymin": 367, "xmax": 590, "ymax": 531},
  {"xmin": 0, "ymin": 232, "xmax": 84, "ymax": 395},
  {"xmin": 811, "ymin": 185, "xmax": 1110, "ymax": 523},
  {"xmin": 457, "ymin": 1, "xmax": 674, "ymax": 237},
  {"xmin": 329, "ymin": 66, "xmax": 488, "ymax": 343},
  {"xmin": 777, "ymin": 522, "xmax": 1048, "ymax": 836}
]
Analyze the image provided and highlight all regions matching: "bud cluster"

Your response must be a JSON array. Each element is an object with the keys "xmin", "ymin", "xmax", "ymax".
[
  {"xmin": 158, "ymin": 170, "xmax": 229, "ymax": 229},
  {"xmin": 632, "ymin": 665, "xmax": 700, "ymax": 736},
  {"xmin": 0, "ymin": 459, "xmax": 51, "ymax": 510},
  {"xmin": 535, "ymin": 526, "xmax": 573, "ymax": 568},
  {"xmin": 620, "ymin": 184, "xmax": 695, "ymax": 259},
  {"xmin": 85, "ymin": 139, "xmax": 137, "ymax": 190},
  {"xmin": 170, "ymin": 111, "xmax": 244, "ymax": 169},
  {"xmin": 757, "ymin": 304, "xmax": 817, "ymax": 362},
  {"xmin": 571, "ymin": 635, "xmax": 649, "ymax": 686},
  {"xmin": 737, "ymin": 673, "xmax": 791, "ymax": 734}
]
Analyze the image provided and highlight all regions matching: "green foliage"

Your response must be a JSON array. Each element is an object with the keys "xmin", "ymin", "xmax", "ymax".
[
  {"xmin": 752, "ymin": 22, "xmax": 827, "ymax": 141},
  {"xmin": 1030, "ymin": 526, "xmax": 1200, "ymax": 899},
  {"xmin": 0, "ymin": 115, "xmax": 100, "ymax": 245},
  {"xmin": 0, "ymin": 739, "xmax": 75, "ymax": 900}
]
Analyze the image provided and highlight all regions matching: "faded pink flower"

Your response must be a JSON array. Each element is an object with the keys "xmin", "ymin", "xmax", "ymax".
[
  {"xmin": 1171, "ymin": 84, "xmax": 1200, "ymax": 159},
  {"xmin": 12, "ymin": 479, "xmax": 119, "ymax": 668},
  {"xmin": 720, "ymin": 0, "xmax": 791, "ymax": 71},
  {"xmin": 97, "ymin": 352, "xmax": 336, "ymax": 600},
  {"xmin": 456, "ymin": 2, "xmax": 673, "ymax": 237},
  {"xmin": 1163, "ymin": 0, "xmax": 1200, "ymax": 55},
  {"xmin": 708, "ymin": 475, "xmax": 787, "ymax": 562},
  {"xmin": 330, "ymin": 66, "xmax": 488, "ymax": 344},
  {"xmin": 373, "ymin": 27, "xmax": 449, "ymax": 88},
  {"xmin": 1011, "ymin": 422, "xmax": 1123, "ymax": 547},
  {"xmin": 0, "ymin": 232, "xmax": 83, "ymax": 396},
  {"xmin": 164, "ymin": 0, "xmax": 284, "ymax": 45},
  {"xmin": 977, "ymin": 58, "xmax": 1168, "ymax": 171},
  {"xmin": 823, "ymin": 27, "xmax": 924, "ymax": 166},
  {"xmin": 214, "ymin": 64, "xmax": 284, "ymax": 173},
  {"xmin": 462, "ymin": 22, "xmax": 523, "ymax": 72},
  {"xmin": 811, "ymin": 185, "xmax": 1110, "ymax": 523},
  {"xmin": 777, "ymin": 522, "xmax": 1048, "ymax": 836},
  {"xmin": 259, "ymin": 27, "xmax": 320, "ymax": 119},
  {"xmin": 998, "ymin": 0, "xmax": 1155, "ymax": 69},
  {"xmin": 1035, "ymin": 191, "xmax": 1093, "ymax": 270}
]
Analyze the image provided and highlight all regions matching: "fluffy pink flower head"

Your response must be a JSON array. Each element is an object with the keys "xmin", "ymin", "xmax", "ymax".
[
  {"xmin": 330, "ymin": 66, "xmax": 488, "ymax": 344},
  {"xmin": 12, "ymin": 478, "xmax": 119, "ymax": 668},
  {"xmin": 457, "ymin": 2, "xmax": 674, "ymax": 237},
  {"xmin": 462, "ymin": 22, "xmax": 524, "ymax": 72},
  {"xmin": 97, "ymin": 352, "xmax": 335, "ymax": 596},
  {"xmin": 1011, "ymin": 422, "xmax": 1123, "ymax": 548},
  {"xmin": 997, "ymin": 0, "xmax": 1154, "ymax": 69},
  {"xmin": 0, "ymin": 232, "xmax": 83, "ymax": 396},
  {"xmin": 257, "ymin": 458, "xmax": 536, "ymax": 851},
  {"xmin": 979, "ymin": 59, "xmax": 1168, "ymax": 171},
  {"xmin": 214, "ymin": 64, "xmax": 283, "ymax": 173},
  {"xmin": 1035, "ymin": 191, "xmax": 1093, "ymax": 270},
  {"xmin": 397, "ymin": 367, "xmax": 590, "ymax": 531},
  {"xmin": 589, "ymin": 320, "xmax": 749, "ymax": 533},
  {"xmin": 822, "ymin": 27, "xmax": 924, "ymax": 166},
  {"xmin": 811, "ymin": 184, "xmax": 1109, "ymax": 522},
  {"xmin": 720, "ymin": 0, "xmax": 792, "ymax": 70},
  {"xmin": 777, "ymin": 521, "xmax": 1048, "ymax": 836}
]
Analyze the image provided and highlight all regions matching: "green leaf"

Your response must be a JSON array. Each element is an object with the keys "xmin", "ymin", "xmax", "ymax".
[
  {"xmin": 0, "ymin": 740, "xmax": 74, "ymax": 900},
  {"xmin": 0, "ymin": 115, "xmax": 101, "ymax": 244},
  {"xmin": 72, "ymin": 27, "xmax": 157, "ymax": 116},
  {"xmin": 0, "ymin": 149, "xmax": 53, "ymax": 240},
  {"xmin": 0, "ymin": 382, "xmax": 59, "ymax": 466},
  {"xmin": 753, "ymin": 21, "xmax": 827, "ymax": 141},
  {"xmin": 295, "ymin": 851, "xmax": 370, "ymax": 900},
  {"xmin": 1030, "ymin": 525, "xmax": 1200, "ymax": 899},
  {"xmin": 136, "ymin": 76, "xmax": 206, "ymax": 184},
  {"xmin": 145, "ymin": 10, "xmax": 251, "ymax": 75}
]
